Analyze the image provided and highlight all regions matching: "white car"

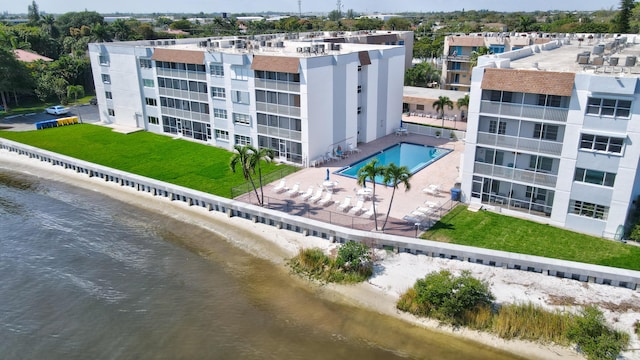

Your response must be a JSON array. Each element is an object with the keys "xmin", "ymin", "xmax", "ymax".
[{"xmin": 45, "ymin": 105, "xmax": 70, "ymax": 115}]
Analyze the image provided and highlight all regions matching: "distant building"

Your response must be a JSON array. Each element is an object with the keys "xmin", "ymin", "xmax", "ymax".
[
  {"xmin": 88, "ymin": 31, "xmax": 410, "ymax": 167},
  {"xmin": 461, "ymin": 35, "xmax": 640, "ymax": 239},
  {"xmin": 442, "ymin": 33, "xmax": 553, "ymax": 92}
]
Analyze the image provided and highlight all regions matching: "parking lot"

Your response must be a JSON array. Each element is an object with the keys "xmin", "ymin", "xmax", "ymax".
[{"xmin": 0, "ymin": 104, "xmax": 101, "ymax": 131}]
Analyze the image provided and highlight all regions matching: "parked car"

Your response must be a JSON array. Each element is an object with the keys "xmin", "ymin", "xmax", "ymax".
[
  {"xmin": 89, "ymin": 97, "xmax": 97, "ymax": 105},
  {"xmin": 45, "ymin": 105, "xmax": 70, "ymax": 115}
]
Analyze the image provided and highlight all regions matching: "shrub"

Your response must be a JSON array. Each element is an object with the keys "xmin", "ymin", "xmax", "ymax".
[
  {"xmin": 336, "ymin": 241, "xmax": 371, "ymax": 270},
  {"xmin": 493, "ymin": 302, "xmax": 572, "ymax": 344},
  {"xmin": 410, "ymin": 270, "xmax": 494, "ymax": 325},
  {"xmin": 287, "ymin": 243, "xmax": 373, "ymax": 284},
  {"xmin": 567, "ymin": 305, "xmax": 629, "ymax": 360}
]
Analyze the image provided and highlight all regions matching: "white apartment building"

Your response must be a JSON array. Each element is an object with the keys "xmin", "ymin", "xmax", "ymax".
[
  {"xmin": 461, "ymin": 36, "xmax": 640, "ymax": 239},
  {"xmin": 88, "ymin": 31, "xmax": 409, "ymax": 166}
]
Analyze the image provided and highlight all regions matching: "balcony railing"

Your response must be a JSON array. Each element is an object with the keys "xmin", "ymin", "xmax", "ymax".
[
  {"xmin": 474, "ymin": 161, "xmax": 558, "ymax": 187},
  {"xmin": 254, "ymin": 79, "xmax": 301, "ymax": 93},
  {"xmin": 257, "ymin": 125, "xmax": 302, "ymax": 141},
  {"xmin": 445, "ymin": 55, "xmax": 471, "ymax": 61},
  {"xmin": 477, "ymin": 132, "xmax": 563, "ymax": 156},
  {"xmin": 156, "ymin": 68, "xmax": 207, "ymax": 81},
  {"xmin": 480, "ymin": 101, "xmax": 568, "ymax": 122},
  {"xmin": 256, "ymin": 102, "xmax": 301, "ymax": 117}
]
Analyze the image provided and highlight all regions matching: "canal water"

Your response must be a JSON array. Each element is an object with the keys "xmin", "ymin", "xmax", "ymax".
[{"xmin": 0, "ymin": 169, "xmax": 524, "ymax": 359}]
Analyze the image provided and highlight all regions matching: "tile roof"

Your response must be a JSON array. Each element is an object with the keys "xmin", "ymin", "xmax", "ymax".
[
  {"xmin": 481, "ymin": 68, "xmax": 575, "ymax": 96},
  {"xmin": 448, "ymin": 36, "xmax": 486, "ymax": 47},
  {"xmin": 12, "ymin": 49, "xmax": 52, "ymax": 62},
  {"xmin": 251, "ymin": 55, "xmax": 300, "ymax": 73},
  {"xmin": 151, "ymin": 48, "xmax": 204, "ymax": 64}
]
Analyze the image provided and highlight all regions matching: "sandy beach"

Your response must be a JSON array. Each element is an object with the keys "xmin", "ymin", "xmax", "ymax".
[{"xmin": 2, "ymin": 149, "xmax": 639, "ymax": 360}]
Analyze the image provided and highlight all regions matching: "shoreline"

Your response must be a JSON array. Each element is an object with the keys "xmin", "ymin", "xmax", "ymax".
[{"xmin": 2, "ymin": 150, "xmax": 636, "ymax": 360}]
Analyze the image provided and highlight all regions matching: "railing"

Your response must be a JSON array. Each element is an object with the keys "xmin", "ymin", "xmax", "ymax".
[
  {"xmin": 254, "ymin": 79, "xmax": 301, "ymax": 93},
  {"xmin": 158, "ymin": 88, "xmax": 209, "ymax": 102},
  {"xmin": 474, "ymin": 161, "xmax": 558, "ymax": 187},
  {"xmin": 156, "ymin": 68, "xmax": 207, "ymax": 81},
  {"xmin": 256, "ymin": 102, "xmax": 301, "ymax": 117},
  {"xmin": 404, "ymin": 123, "xmax": 467, "ymax": 140},
  {"xmin": 480, "ymin": 101, "xmax": 569, "ymax": 122},
  {"xmin": 477, "ymin": 132, "xmax": 563, "ymax": 156},
  {"xmin": 3, "ymin": 138, "xmax": 640, "ymax": 291},
  {"xmin": 257, "ymin": 125, "xmax": 302, "ymax": 141}
]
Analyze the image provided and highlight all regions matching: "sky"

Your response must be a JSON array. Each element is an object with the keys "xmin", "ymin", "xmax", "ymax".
[{"xmin": 4, "ymin": 0, "xmax": 623, "ymax": 15}]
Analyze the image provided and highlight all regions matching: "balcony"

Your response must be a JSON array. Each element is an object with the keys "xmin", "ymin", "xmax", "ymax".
[
  {"xmin": 257, "ymin": 125, "xmax": 302, "ymax": 141},
  {"xmin": 445, "ymin": 55, "xmax": 471, "ymax": 62},
  {"xmin": 474, "ymin": 161, "xmax": 558, "ymax": 187},
  {"xmin": 156, "ymin": 68, "xmax": 207, "ymax": 81},
  {"xmin": 477, "ymin": 132, "xmax": 563, "ymax": 156},
  {"xmin": 480, "ymin": 101, "xmax": 568, "ymax": 122},
  {"xmin": 256, "ymin": 102, "xmax": 301, "ymax": 117},
  {"xmin": 254, "ymin": 79, "xmax": 300, "ymax": 93}
]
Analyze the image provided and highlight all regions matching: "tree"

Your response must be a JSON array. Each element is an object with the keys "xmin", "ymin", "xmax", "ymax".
[
  {"xmin": 385, "ymin": 17, "xmax": 412, "ymax": 31},
  {"xmin": 248, "ymin": 147, "xmax": 274, "ymax": 206},
  {"xmin": 356, "ymin": 159, "xmax": 386, "ymax": 231},
  {"xmin": 381, "ymin": 163, "xmax": 412, "ymax": 231},
  {"xmin": 567, "ymin": 305, "xmax": 629, "ymax": 360},
  {"xmin": 335, "ymin": 241, "xmax": 371, "ymax": 271},
  {"xmin": 470, "ymin": 46, "xmax": 492, "ymax": 68},
  {"xmin": 433, "ymin": 95, "xmax": 454, "ymax": 129},
  {"xmin": 111, "ymin": 19, "xmax": 133, "ymax": 41},
  {"xmin": 0, "ymin": 47, "xmax": 33, "ymax": 110},
  {"xmin": 27, "ymin": 1, "xmax": 40, "ymax": 26},
  {"xmin": 405, "ymin": 61, "xmax": 440, "ymax": 87},
  {"xmin": 614, "ymin": 0, "xmax": 635, "ymax": 33},
  {"xmin": 66, "ymin": 84, "xmax": 84, "ymax": 103},
  {"xmin": 328, "ymin": 10, "xmax": 342, "ymax": 22},
  {"xmin": 456, "ymin": 94, "xmax": 470, "ymax": 122},
  {"xmin": 229, "ymin": 145, "xmax": 262, "ymax": 206},
  {"xmin": 515, "ymin": 15, "xmax": 536, "ymax": 32}
]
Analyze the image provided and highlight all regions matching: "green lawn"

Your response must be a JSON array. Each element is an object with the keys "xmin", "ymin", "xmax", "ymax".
[
  {"xmin": 0, "ymin": 124, "xmax": 297, "ymax": 198},
  {"xmin": 422, "ymin": 205, "xmax": 640, "ymax": 271}
]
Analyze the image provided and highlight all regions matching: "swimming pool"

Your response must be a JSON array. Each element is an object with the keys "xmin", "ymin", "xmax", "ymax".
[{"xmin": 336, "ymin": 142, "xmax": 451, "ymax": 184}]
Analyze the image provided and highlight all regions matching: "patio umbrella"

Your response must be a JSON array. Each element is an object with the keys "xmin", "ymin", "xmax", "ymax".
[{"xmin": 326, "ymin": 168, "xmax": 330, "ymax": 181}]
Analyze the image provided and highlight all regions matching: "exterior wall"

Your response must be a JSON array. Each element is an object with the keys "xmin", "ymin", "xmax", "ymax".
[
  {"xmin": 88, "ymin": 37, "xmax": 405, "ymax": 168},
  {"xmin": 463, "ymin": 63, "xmax": 640, "ymax": 239}
]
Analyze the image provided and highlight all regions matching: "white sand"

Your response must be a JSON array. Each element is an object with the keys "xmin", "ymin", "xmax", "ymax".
[{"xmin": 2, "ymin": 149, "xmax": 639, "ymax": 360}]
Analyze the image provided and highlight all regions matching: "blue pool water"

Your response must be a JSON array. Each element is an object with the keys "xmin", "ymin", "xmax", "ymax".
[{"xmin": 336, "ymin": 142, "xmax": 451, "ymax": 184}]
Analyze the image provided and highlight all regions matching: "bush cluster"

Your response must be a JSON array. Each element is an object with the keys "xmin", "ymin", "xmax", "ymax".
[
  {"xmin": 397, "ymin": 271, "xmax": 629, "ymax": 360},
  {"xmin": 288, "ymin": 242, "xmax": 373, "ymax": 284}
]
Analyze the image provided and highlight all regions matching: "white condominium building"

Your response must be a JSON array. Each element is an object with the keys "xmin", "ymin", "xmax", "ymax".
[
  {"xmin": 88, "ymin": 31, "xmax": 410, "ymax": 166},
  {"xmin": 461, "ymin": 36, "xmax": 640, "ymax": 239}
]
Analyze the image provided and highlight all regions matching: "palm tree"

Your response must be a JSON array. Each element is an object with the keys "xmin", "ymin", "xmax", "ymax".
[
  {"xmin": 381, "ymin": 163, "xmax": 412, "ymax": 231},
  {"xmin": 248, "ymin": 147, "xmax": 274, "ymax": 206},
  {"xmin": 470, "ymin": 46, "xmax": 492, "ymax": 68},
  {"xmin": 456, "ymin": 93, "xmax": 470, "ymax": 126},
  {"xmin": 230, "ymin": 144, "xmax": 261, "ymax": 205},
  {"xmin": 433, "ymin": 95, "xmax": 454, "ymax": 129},
  {"xmin": 67, "ymin": 85, "xmax": 85, "ymax": 123},
  {"xmin": 356, "ymin": 159, "xmax": 386, "ymax": 231}
]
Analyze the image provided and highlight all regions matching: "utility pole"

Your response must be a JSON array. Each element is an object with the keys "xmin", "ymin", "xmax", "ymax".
[{"xmin": 298, "ymin": 0, "xmax": 302, "ymax": 17}]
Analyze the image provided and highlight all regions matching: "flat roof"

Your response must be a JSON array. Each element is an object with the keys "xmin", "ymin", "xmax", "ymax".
[
  {"xmin": 491, "ymin": 39, "xmax": 640, "ymax": 76},
  {"xmin": 403, "ymin": 86, "xmax": 467, "ymax": 101}
]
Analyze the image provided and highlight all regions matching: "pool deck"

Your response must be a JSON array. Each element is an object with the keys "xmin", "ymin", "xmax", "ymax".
[{"xmin": 237, "ymin": 132, "xmax": 463, "ymax": 237}]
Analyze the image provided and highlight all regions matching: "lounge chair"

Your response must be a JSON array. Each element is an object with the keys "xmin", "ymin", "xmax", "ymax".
[
  {"xmin": 424, "ymin": 201, "xmax": 438, "ymax": 208},
  {"xmin": 411, "ymin": 210, "xmax": 428, "ymax": 218},
  {"xmin": 415, "ymin": 207, "xmax": 434, "ymax": 216},
  {"xmin": 337, "ymin": 196, "xmax": 352, "ymax": 212},
  {"xmin": 348, "ymin": 199, "xmax": 365, "ymax": 215},
  {"xmin": 422, "ymin": 184, "xmax": 440, "ymax": 196},
  {"xmin": 286, "ymin": 183, "xmax": 300, "ymax": 197},
  {"xmin": 273, "ymin": 179, "xmax": 287, "ymax": 193},
  {"xmin": 348, "ymin": 143, "xmax": 361, "ymax": 154},
  {"xmin": 309, "ymin": 188, "xmax": 324, "ymax": 203},
  {"xmin": 299, "ymin": 186, "xmax": 314, "ymax": 200},
  {"xmin": 361, "ymin": 203, "xmax": 377, "ymax": 219},
  {"xmin": 326, "ymin": 151, "xmax": 339, "ymax": 162},
  {"xmin": 318, "ymin": 192, "xmax": 334, "ymax": 206}
]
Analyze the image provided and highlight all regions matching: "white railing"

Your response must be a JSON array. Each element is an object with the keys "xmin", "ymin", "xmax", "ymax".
[
  {"xmin": 480, "ymin": 101, "xmax": 568, "ymax": 122},
  {"xmin": 477, "ymin": 132, "xmax": 563, "ymax": 156},
  {"xmin": 474, "ymin": 161, "xmax": 558, "ymax": 187}
]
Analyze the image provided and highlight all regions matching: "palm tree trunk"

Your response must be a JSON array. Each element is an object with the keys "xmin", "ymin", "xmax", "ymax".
[
  {"xmin": 372, "ymin": 184, "xmax": 378, "ymax": 231},
  {"xmin": 381, "ymin": 188, "xmax": 396, "ymax": 231},
  {"xmin": 258, "ymin": 167, "xmax": 265, "ymax": 206},
  {"xmin": 248, "ymin": 174, "xmax": 261, "ymax": 206}
]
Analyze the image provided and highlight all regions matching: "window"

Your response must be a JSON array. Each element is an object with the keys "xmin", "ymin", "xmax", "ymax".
[
  {"xmin": 101, "ymin": 74, "xmax": 111, "ymax": 84},
  {"xmin": 525, "ymin": 186, "xmax": 547, "ymax": 201},
  {"xmin": 108, "ymin": 108, "xmax": 115, "ymax": 116},
  {"xmin": 145, "ymin": 97, "xmax": 157, "ymax": 106},
  {"xmin": 105, "ymin": 91, "xmax": 112, "ymax": 99},
  {"xmin": 148, "ymin": 116, "xmax": 159, "ymax": 125},
  {"xmin": 139, "ymin": 58, "xmax": 152, "ymax": 68},
  {"xmin": 488, "ymin": 120, "xmax": 506, "ymax": 134},
  {"xmin": 235, "ymin": 134, "xmax": 251, "ymax": 145},
  {"xmin": 579, "ymin": 134, "xmax": 624, "ymax": 154},
  {"xmin": 210, "ymin": 63, "xmax": 224, "ymax": 76},
  {"xmin": 537, "ymin": 94, "xmax": 562, "ymax": 107},
  {"xmin": 231, "ymin": 65, "xmax": 249, "ymax": 80},
  {"xmin": 357, "ymin": 65, "xmax": 362, "ymax": 71},
  {"xmin": 574, "ymin": 168, "xmax": 616, "ymax": 187},
  {"xmin": 99, "ymin": 55, "xmax": 109, "ymax": 65},
  {"xmin": 233, "ymin": 113, "xmax": 251, "ymax": 126},
  {"xmin": 231, "ymin": 90, "xmax": 250, "ymax": 104},
  {"xmin": 357, "ymin": 85, "xmax": 362, "ymax": 93},
  {"xmin": 213, "ymin": 108, "xmax": 227, "ymax": 119},
  {"xmin": 533, "ymin": 124, "xmax": 558, "ymax": 141},
  {"xmin": 211, "ymin": 87, "xmax": 226, "ymax": 98},
  {"xmin": 416, "ymin": 104, "xmax": 424, "ymax": 111},
  {"xmin": 357, "ymin": 106, "xmax": 362, "ymax": 114},
  {"xmin": 215, "ymin": 129, "xmax": 229, "ymax": 141},
  {"xmin": 162, "ymin": 116, "xmax": 178, "ymax": 134},
  {"xmin": 143, "ymin": 79, "xmax": 154, "ymax": 87},
  {"xmin": 256, "ymin": 113, "xmax": 301, "ymax": 132},
  {"xmin": 159, "ymin": 97, "xmax": 209, "ymax": 114},
  {"xmin": 569, "ymin": 200, "xmax": 608, "ymax": 220},
  {"xmin": 586, "ymin": 97, "xmax": 632, "ymax": 118},
  {"xmin": 529, "ymin": 156, "xmax": 553, "ymax": 172}
]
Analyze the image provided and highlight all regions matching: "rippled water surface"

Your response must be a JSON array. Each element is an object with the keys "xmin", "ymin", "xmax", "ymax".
[{"xmin": 0, "ymin": 169, "xmax": 524, "ymax": 360}]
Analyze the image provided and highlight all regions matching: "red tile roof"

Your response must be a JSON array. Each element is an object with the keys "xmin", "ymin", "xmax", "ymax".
[{"xmin": 13, "ymin": 49, "xmax": 52, "ymax": 62}]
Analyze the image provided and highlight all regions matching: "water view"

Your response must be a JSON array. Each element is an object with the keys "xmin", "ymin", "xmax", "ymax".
[{"xmin": 0, "ymin": 168, "xmax": 523, "ymax": 360}]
